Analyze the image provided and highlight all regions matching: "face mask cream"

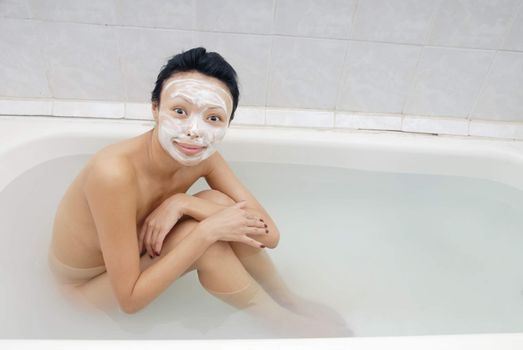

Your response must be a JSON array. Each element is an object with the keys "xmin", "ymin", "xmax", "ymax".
[{"xmin": 157, "ymin": 78, "xmax": 233, "ymax": 166}]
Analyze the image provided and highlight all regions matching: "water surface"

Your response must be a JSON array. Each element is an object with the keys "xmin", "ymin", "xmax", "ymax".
[{"xmin": 1, "ymin": 154, "xmax": 523, "ymax": 339}]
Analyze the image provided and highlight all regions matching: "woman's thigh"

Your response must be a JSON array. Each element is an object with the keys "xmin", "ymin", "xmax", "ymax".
[
  {"xmin": 138, "ymin": 215, "xmax": 198, "ymax": 272},
  {"xmin": 71, "ymin": 218, "xmax": 200, "ymax": 313}
]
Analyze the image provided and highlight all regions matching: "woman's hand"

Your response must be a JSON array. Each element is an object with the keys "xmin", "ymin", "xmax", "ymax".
[
  {"xmin": 139, "ymin": 194, "xmax": 187, "ymax": 257},
  {"xmin": 199, "ymin": 200, "xmax": 269, "ymax": 249}
]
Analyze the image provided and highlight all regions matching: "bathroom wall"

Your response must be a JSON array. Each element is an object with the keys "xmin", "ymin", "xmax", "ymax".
[{"xmin": 1, "ymin": 0, "xmax": 523, "ymax": 140}]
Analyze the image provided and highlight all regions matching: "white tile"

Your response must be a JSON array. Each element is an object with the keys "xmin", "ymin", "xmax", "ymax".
[
  {"xmin": 0, "ymin": 19, "xmax": 51, "ymax": 98},
  {"xmin": 27, "ymin": 0, "xmax": 116, "ymax": 24},
  {"xmin": 0, "ymin": 0, "xmax": 31, "ymax": 18},
  {"xmin": 0, "ymin": 99, "xmax": 52, "ymax": 115},
  {"xmin": 404, "ymin": 47, "xmax": 493, "ymax": 118},
  {"xmin": 118, "ymin": 27, "xmax": 194, "ymax": 102},
  {"xmin": 193, "ymin": 32, "xmax": 272, "ymax": 107},
  {"xmin": 114, "ymin": 0, "xmax": 195, "ymax": 30},
  {"xmin": 429, "ymin": 0, "xmax": 520, "ymax": 49},
  {"xmin": 402, "ymin": 115, "xmax": 469, "ymax": 135},
  {"xmin": 351, "ymin": 0, "xmax": 440, "ymax": 44},
  {"xmin": 469, "ymin": 119, "xmax": 523, "ymax": 140},
  {"xmin": 125, "ymin": 102, "xmax": 152, "ymax": 120},
  {"xmin": 232, "ymin": 107, "xmax": 265, "ymax": 125},
  {"xmin": 268, "ymin": 37, "xmax": 347, "ymax": 109},
  {"xmin": 503, "ymin": 3, "xmax": 523, "ymax": 51},
  {"xmin": 53, "ymin": 100, "xmax": 124, "ymax": 118},
  {"xmin": 472, "ymin": 51, "xmax": 523, "ymax": 122},
  {"xmin": 337, "ymin": 41, "xmax": 420, "ymax": 114},
  {"xmin": 335, "ymin": 112, "xmax": 402, "ymax": 131},
  {"xmin": 274, "ymin": 0, "xmax": 356, "ymax": 39},
  {"xmin": 266, "ymin": 108, "xmax": 334, "ymax": 128},
  {"xmin": 42, "ymin": 22, "xmax": 125, "ymax": 101},
  {"xmin": 195, "ymin": 0, "xmax": 274, "ymax": 34}
]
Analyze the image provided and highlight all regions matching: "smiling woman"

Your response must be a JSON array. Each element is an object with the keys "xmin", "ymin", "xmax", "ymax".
[
  {"xmin": 46, "ymin": 47, "xmax": 349, "ymax": 337},
  {"xmin": 154, "ymin": 76, "xmax": 232, "ymax": 166}
]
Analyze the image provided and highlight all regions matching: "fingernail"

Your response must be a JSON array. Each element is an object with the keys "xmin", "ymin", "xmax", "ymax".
[
  {"xmin": 260, "ymin": 245, "xmax": 266, "ymax": 248},
  {"xmin": 264, "ymin": 223, "xmax": 267, "ymax": 228},
  {"xmin": 259, "ymin": 218, "xmax": 264, "ymax": 222}
]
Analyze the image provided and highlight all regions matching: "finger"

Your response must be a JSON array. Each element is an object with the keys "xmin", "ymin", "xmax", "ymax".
[
  {"xmin": 233, "ymin": 200, "xmax": 247, "ymax": 208},
  {"xmin": 150, "ymin": 227, "xmax": 160, "ymax": 255},
  {"xmin": 246, "ymin": 218, "xmax": 267, "ymax": 228},
  {"xmin": 241, "ymin": 236, "xmax": 266, "ymax": 249},
  {"xmin": 245, "ymin": 226, "xmax": 269, "ymax": 235},
  {"xmin": 151, "ymin": 227, "xmax": 163, "ymax": 257},
  {"xmin": 153, "ymin": 229, "xmax": 166, "ymax": 256},
  {"xmin": 145, "ymin": 225, "xmax": 155, "ymax": 258},
  {"xmin": 138, "ymin": 224, "xmax": 146, "ymax": 253}
]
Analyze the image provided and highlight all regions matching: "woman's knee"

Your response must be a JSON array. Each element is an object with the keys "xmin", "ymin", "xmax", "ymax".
[
  {"xmin": 193, "ymin": 189, "xmax": 235, "ymax": 206},
  {"xmin": 195, "ymin": 240, "xmax": 234, "ymax": 271}
]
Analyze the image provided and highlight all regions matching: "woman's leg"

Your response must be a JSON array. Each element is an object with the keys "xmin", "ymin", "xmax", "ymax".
[
  {"xmin": 192, "ymin": 190, "xmax": 296, "ymax": 300},
  {"xmin": 193, "ymin": 190, "xmax": 351, "ymax": 333},
  {"xmin": 194, "ymin": 239, "xmax": 321, "ymax": 334},
  {"xmin": 228, "ymin": 241, "xmax": 349, "ymax": 331}
]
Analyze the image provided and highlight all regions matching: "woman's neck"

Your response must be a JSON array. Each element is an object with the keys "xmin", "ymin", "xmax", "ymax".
[{"xmin": 142, "ymin": 128, "xmax": 184, "ymax": 179}]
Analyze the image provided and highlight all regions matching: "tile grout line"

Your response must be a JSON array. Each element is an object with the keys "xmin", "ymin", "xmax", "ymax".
[
  {"xmin": 333, "ymin": 0, "xmax": 359, "ymax": 129},
  {"xmin": 333, "ymin": 40, "xmax": 351, "ymax": 129},
  {"xmin": 3, "ymin": 16, "xmax": 523, "ymax": 54},
  {"xmin": 465, "ymin": 0, "xmax": 522, "ymax": 133},
  {"xmin": 467, "ymin": 51, "xmax": 498, "ymax": 136},
  {"xmin": 262, "ymin": 0, "xmax": 279, "ymax": 126}
]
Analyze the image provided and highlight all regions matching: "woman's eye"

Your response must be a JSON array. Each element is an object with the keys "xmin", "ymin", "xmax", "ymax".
[
  {"xmin": 173, "ymin": 108, "xmax": 186, "ymax": 115},
  {"xmin": 208, "ymin": 115, "xmax": 222, "ymax": 122}
]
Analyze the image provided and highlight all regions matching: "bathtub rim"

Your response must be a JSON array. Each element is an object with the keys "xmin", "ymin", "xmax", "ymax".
[
  {"xmin": 1, "ymin": 332, "xmax": 523, "ymax": 349},
  {"xmin": 2, "ymin": 115, "xmax": 523, "ymax": 194}
]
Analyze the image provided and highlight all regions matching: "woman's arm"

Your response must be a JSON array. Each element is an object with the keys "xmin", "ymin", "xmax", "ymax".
[
  {"xmin": 84, "ymin": 157, "xmax": 214, "ymax": 314},
  {"xmin": 181, "ymin": 194, "xmax": 229, "ymax": 221},
  {"xmin": 202, "ymin": 151, "xmax": 281, "ymax": 248}
]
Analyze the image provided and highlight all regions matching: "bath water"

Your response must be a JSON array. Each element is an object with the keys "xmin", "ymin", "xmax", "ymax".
[{"xmin": 1, "ymin": 154, "xmax": 523, "ymax": 339}]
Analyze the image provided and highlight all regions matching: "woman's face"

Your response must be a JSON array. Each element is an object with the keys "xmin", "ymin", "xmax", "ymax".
[{"xmin": 154, "ymin": 72, "xmax": 233, "ymax": 166}]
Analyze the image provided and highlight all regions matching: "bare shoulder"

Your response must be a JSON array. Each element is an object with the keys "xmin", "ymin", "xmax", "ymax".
[{"xmin": 84, "ymin": 149, "xmax": 138, "ymax": 192}]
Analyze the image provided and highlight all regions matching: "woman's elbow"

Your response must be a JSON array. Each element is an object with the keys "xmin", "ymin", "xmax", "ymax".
[
  {"xmin": 119, "ymin": 295, "xmax": 144, "ymax": 315},
  {"xmin": 120, "ymin": 299, "xmax": 137, "ymax": 314}
]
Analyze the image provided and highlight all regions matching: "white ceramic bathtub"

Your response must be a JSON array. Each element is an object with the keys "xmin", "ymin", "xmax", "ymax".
[{"xmin": 1, "ymin": 115, "xmax": 523, "ymax": 349}]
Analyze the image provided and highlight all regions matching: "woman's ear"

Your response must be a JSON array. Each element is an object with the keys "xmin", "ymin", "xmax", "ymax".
[{"xmin": 151, "ymin": 101, "xmax": 159, "ymax": 125}]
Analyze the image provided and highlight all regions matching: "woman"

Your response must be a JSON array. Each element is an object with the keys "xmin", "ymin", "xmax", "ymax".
[{"xmin": 48, "ymin": 47, "xmax": 349, "ymax": 336}]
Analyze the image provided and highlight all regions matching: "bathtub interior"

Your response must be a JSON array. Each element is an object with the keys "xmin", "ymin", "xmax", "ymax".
[{"xmin": 1, "ymin": 135, "xmax": 523, "ymax": 339}]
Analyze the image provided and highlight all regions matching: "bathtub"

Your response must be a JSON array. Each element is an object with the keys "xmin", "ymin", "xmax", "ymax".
[{"xmin": 1, "ymin": 114, "xmax": 523, "ymax": 349}]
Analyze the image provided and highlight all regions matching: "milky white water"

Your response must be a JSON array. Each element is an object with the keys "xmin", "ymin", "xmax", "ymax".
[{"xmin": 1, "ymin": 154, "xmax": 523, "ymax": 339}]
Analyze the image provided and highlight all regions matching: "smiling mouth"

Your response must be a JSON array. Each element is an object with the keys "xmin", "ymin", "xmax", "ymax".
[{"xmin": 173, "ymin": 140, "xmax": 207, "ymax": 154}]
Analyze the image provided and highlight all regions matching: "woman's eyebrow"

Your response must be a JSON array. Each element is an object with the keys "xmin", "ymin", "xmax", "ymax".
[
  {"xmin": 207, "ymin": 106, "xmax": 226, "ymax": 112},
  {"xmin": 170, "ymin": 95, "xmax": 194, "ymax": 104},
  {"xmin": 172, "ymin": 95, "xmax": 225, "ymax": 111}
]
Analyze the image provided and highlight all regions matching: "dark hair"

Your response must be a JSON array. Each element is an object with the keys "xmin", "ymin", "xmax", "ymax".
[{"xmin": 151, "ymin": 47, "xmax": 240, "ymax": 124}]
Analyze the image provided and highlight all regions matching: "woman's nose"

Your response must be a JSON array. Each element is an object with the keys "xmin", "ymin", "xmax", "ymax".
[
  {"xmin": 186, "ymin": 127, "xmax": 199, "ymax": 138},
  {"xmin": 186, "ymin": 119, "xmax": 201, "ymax": 138}
]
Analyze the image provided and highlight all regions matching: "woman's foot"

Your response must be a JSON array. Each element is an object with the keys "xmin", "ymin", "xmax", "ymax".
[{"xmin": 275, "ymin": 293, "xmax": 353, "ymax": 336}]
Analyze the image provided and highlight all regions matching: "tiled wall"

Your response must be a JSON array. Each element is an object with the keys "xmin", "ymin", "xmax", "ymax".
[{"xmin": 1, "ymin": 0, "xmax": 523, "ymax": 140}]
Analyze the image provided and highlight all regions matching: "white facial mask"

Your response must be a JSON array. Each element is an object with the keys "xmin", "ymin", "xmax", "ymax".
[{"xmin": 156, "ymin": 78, "xmax": 232, "ymax": 166}]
